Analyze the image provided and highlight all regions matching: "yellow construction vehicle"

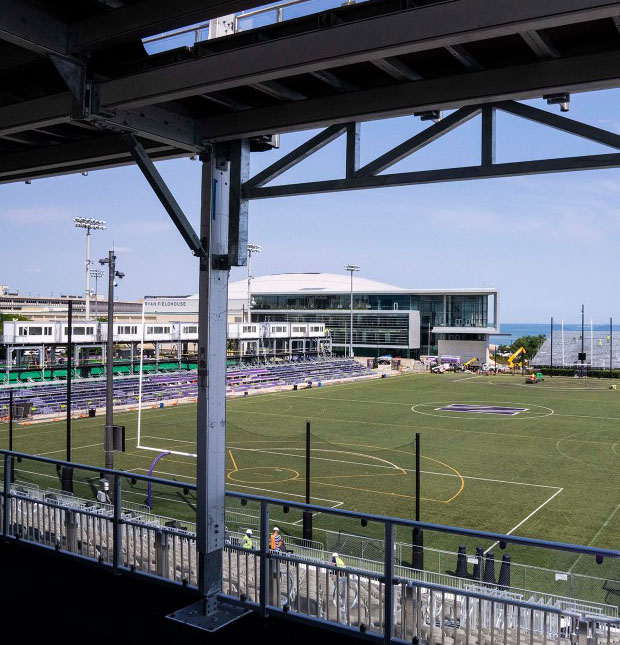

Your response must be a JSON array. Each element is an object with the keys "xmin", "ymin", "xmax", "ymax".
[
  {"xmin": 463, "ymin": 357, "xmax": 479, "ymax": 368},
  {"xmin": 507, "ymin": 346, "xmax": 527, "ymax": 369}
]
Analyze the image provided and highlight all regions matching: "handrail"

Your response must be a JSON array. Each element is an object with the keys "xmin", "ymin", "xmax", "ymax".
[{"xmin": 2, "ymin": 448, "xmax": 619, "ymax": 560}]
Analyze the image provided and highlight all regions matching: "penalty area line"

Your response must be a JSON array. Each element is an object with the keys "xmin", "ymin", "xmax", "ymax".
[
  {"xmin": 568, "ymin": 503, "xmax": 620, "ymax": 573},
  {"xmin": 485, "ymin": 487, "xmax": 564, "ymax": 554}
]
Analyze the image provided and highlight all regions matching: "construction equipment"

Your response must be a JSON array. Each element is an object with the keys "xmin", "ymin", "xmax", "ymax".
[
  {"xmin": 507, "ymin": 347, "xmax": 527, "ymax": 369},
  {"xmin": 463, "ymin": 357, "xmax": 479, "ymax": 368}
]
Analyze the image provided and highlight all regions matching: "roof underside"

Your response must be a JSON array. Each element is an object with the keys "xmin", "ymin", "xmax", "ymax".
[{"xmin": 2, "ymin": 0, "xmax": 620, "ymax": 183}]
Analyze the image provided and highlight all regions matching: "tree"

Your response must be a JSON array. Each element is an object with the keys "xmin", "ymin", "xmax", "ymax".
[
  {"xmin": 509, "ymin": 335, "xmax": 546, "ymax": 359},
  {"xmin": 0, "ymin": 313, "xmax": 31, "ymax": 335}
]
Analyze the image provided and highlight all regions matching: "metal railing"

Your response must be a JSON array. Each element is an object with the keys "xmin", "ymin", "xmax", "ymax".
[{"xmin": 2, "ymin": 449, "xmax": 620, "ymax": 644}]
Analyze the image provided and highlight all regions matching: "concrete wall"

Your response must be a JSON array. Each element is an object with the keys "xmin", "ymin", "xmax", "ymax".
[{"xmin": 438, "ymin": 339, "xmax": 489, "ymax": 363}]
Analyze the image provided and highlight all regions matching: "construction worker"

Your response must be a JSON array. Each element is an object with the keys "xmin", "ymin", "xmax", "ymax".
[
  {"xmin": 270, "ymin": 526, "xmax": 285, "ymax": 552},
  {"xmin": 332, "ymin": 552, "xmax": 345, "ymax": 569},
  {"xmin": 242, "ymin": 529, "xmax": 253, "ymax": 550}
]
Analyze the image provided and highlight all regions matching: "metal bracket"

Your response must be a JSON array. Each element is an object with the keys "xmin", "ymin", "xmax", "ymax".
[
  {"xmin": 125, "ymin": 134, "xmax": 206, "ymax": 257},
  {"xmin": 167, "ymin": 599, "xmax": 250, "ymax": 632},
  {"xmin": 211, "ymin": 254, "xmax": 230, "ymax": 270}
]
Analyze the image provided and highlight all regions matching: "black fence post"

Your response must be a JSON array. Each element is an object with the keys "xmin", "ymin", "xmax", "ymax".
[{"xmin": 302, "ymin": 420, "xmax": 312, "ymax": 541}]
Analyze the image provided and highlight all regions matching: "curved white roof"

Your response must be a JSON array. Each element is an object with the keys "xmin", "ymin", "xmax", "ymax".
[{"xmin": 227, "ymin": 273, "xmax": 404, "ymax": 298}]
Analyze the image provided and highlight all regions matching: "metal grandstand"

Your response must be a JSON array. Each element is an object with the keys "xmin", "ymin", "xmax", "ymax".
[
  {"xmin": 4, "ymin": 0, "xmax": 620, "ymax": 639},
  {"xmin": 532, "ymin": 331, "xmax": 620, "ymax": 368}
]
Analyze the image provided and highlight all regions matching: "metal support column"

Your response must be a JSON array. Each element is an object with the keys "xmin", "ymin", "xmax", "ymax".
[
  {"xmin": 170, "ymin": 143, "xmax": 249, "ymax": 631},
  {"xmin": 104, "ymin": 250, "xmax": 115, "ymax": 474}
]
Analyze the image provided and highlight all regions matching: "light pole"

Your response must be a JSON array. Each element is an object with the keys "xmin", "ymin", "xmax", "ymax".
[
  {"xmin": 90, "ymin": 269, "xmax": 104, "ymax": 318},
  {"xmin": 344, "ymin": 264, "xmax": 360, "ymax": 358},
  {"xmin": 74, "ymin": 217, "xmax": 106, "ymax": 321},
  {"xmin": 247, "ymin": 243, "xmax": 261, "ymax": 323},
  {"xmin": 99, "ymin": 251, "xmax": 124, "ymax": 475}
]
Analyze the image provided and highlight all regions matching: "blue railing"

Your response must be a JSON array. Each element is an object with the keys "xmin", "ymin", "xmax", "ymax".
[{"xmin": 2, "ymin": 449, "xmax": 620, "ymax": 643}]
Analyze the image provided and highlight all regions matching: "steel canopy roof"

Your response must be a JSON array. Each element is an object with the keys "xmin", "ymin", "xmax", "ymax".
[{"xmin": 2, "ymin": 0, "xmax": 620, "ymax": 183}]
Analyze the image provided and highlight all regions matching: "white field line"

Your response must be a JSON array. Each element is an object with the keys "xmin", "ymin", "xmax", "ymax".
[
  {"xmin": 225, "ymin": 482, "xmax": 343, "ymax": 506},
  {"xmin": 568, "ymin": 503, "xmax": 620, "ymax": 573},
  {"xmin": 36, "ymin": 441, "xmax": 111, "ymax": 456},
  {"xmin": 229, "ymin": 446, "xmax": 404, "ymax": 473},
  {"xmin": 131, "ymin": 467, "xmax": 194, "ymax": 481},
  {"xmin": 451, "ymin": 375, "xmax": 481, "ymax": 382},
  {"xmin": 142, "ymin": 435, "xmax": 194, "ymax": 444},
  {"xmin": 484, "ymin": 487, "xmax": 564, "ymax": 554},
  {"xmin": 291, "ymin": 501, "xmax": 344, "ymax": 525},
  {"xmin": 229, "ymin": 445, "xmax": 558, "ymax": 489}
]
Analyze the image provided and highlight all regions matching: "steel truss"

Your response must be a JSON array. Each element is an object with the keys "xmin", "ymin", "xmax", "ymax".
[{"xmin": 243, "ymin": 100, "xmax": 620, "ymax": 199}]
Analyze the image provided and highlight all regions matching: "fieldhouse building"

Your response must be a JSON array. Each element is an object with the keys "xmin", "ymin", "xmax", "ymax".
[{"xmin": 227, "ymin": 273, "xmax": 499, "ymax": 361}]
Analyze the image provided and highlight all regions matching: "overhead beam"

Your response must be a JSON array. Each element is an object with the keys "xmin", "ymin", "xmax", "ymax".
[
  {"xmin": 445, "ymin": 45, "xmax": 483, "ymax": 71},
  {"xmin": 372, "ymin": 57, "xmax": 422, "ymax": 82},
  {"xmin": 0, "ymin": 93, "xmax": 74, "ymax": 137},
  {"xmin": 521, "ymin": 30, "xmax": 562, "ymax": 59},
  {"xmin": 0, "ymin": 0, "xmax": 70, "ymax": 58},
  {"xmin": 244, "ymin": 153, "xmax": 620, "ymax": 199},
  {"xmin": 0, "ymin": 134, "xmax": 177, "ymax": 181},
  {"xmin": 497, "ymin": 100, "xmax": 620, "ymax": 149},
  {"xmin": 126, "ymin": 134, "xmax": 204, "ymax": 256},
  {"xmin": 311, "ymin": 70, "xmax": 358, "ymax": 92},
  {"xmin": 245, "ymin": 123, "xmax": 347, "ymax": 189},
  {"xmin": 96, "ymin": 0, "xmax": 620, "ymax": 109},
  {"xmin": 200, "ymin": 49, "xmax": 620, "ymax": 140},
  {"xmin": 250, "ymin": 82, "xmax": 306, "ymax": 102},
  {"xmin": 356, "ymin": 105, "xmax": 480, "ymax": 176},
  {"xmin": 92, "ymin": 105, "xmax": 202, "ymax": 151}
]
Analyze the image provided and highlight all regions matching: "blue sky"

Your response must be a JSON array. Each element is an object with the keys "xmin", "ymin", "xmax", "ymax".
[{"xmin": 1, "ymin": 89, "xmax": 620, "ymax": 323}]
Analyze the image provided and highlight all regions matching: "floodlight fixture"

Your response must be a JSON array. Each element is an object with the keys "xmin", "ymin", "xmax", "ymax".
[
  {"xmin": 74, "ymin": 217, "xmax": 107, "ymax": 230},
  {"xmin": 415, "ymin": 110, "xmax": 442, "ymax": 123},
  {"xmin": 75, "ymin": 218, "xmax": 107, "ymax": 321},
  {"xmin": 544, "ymin": 92, "xmax": 570, "ymax": 112}
]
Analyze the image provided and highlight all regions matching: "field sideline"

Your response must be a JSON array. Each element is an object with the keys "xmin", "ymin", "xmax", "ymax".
[{"xmin": 2, "ymin": 371, "xmax": 620, "ymax": 595}]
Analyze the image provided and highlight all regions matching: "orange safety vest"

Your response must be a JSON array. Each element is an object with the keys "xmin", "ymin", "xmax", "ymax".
[{"xmin": 270, "ymin": 533, "xmax": 283, "ymax": 550}]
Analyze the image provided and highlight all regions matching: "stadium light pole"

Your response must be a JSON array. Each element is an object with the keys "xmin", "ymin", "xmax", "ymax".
[
  {"xmin": 74, "ymin": 218, "xmax": 106, "ymax": 321},
  {"xmin": 90, "ymin": 269, "xmax": 104, "ymax": 318},
  {"xmin": 247, "ymin": 243, "xmax": 261, "ymax": 323},
  {"xmin": 581, "ymin": 304, "xmax": 585, "ymax": 377},
  {"xmin": 344, "ymin": 264, "xmax": 360, "ymax": 358},
  {"xmin": 99, "ymin": 251, "xmax": 124, "ymax": 476}
]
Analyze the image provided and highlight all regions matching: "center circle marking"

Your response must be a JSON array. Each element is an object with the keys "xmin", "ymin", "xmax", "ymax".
[{"xmin": 411, "ymin": 400, "xmax": 553, "ymax": 420}]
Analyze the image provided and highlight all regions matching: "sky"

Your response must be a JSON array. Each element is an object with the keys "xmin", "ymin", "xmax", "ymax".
[{"xmin": 1, "ymin": 89, "xmax": 620, "ymax": 323}]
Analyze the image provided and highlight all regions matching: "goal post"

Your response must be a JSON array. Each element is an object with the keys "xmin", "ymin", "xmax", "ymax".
[{"xmin": 136, "ymin": 296, "xmax": 199, "ymax": 459}]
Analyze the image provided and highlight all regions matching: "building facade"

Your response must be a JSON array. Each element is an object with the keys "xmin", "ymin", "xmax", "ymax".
[{"xmin": 228, "ymin": 273, "xmax": 499, "ymax": 361}]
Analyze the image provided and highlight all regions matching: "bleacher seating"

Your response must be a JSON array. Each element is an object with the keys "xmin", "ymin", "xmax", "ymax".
[
  {"xmin": 0, "ymin": 359, "xmax": 375, "ymax": 418},
  {"xmin": 532, "ymin": 331, "xmax": 620, "ymax": 368}
]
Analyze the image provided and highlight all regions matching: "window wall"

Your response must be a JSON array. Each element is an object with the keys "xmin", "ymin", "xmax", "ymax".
[{"xmin": 252, "ymin": 292, "xmax": 489, "ymax": 327}]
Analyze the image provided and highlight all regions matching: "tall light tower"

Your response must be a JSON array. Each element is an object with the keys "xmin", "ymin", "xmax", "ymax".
[
  {"xmin": 344, "ymin": 264, "xmax": 360, "ymax": 358},
  {"xmin": 74, "ymin": 217, "xmax": 106, "ymax": 321},
  {"xmin": 90, "ymin": 268, "xmax": 104, "ymax": 318},
  {"xmin": 247, "ymin": 243, "xmax": 261, "ymax": 323}
]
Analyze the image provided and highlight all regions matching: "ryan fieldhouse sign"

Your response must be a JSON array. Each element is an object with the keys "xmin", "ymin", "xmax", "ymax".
[{"xmin": 143, "ymin": 298, "xmax": 199, "ymax": 315}]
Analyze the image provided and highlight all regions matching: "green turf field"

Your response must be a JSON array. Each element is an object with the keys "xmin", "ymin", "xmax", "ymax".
[{"xmin": 3, "ymin": 372, "xmax": 620, "ymax": 604}]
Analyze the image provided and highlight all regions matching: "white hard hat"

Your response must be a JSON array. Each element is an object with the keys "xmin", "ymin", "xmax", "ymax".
[
  {"xmin": 246, "ymin": 529, "xmax": 252, "ymax": 535},
  {"xmin": 273, "ymin": 526, "xmax": 279, "ymax": 532},
  {"xmin": 332, "ymin": 552, "xmax": 338, "ymax": 558}
]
